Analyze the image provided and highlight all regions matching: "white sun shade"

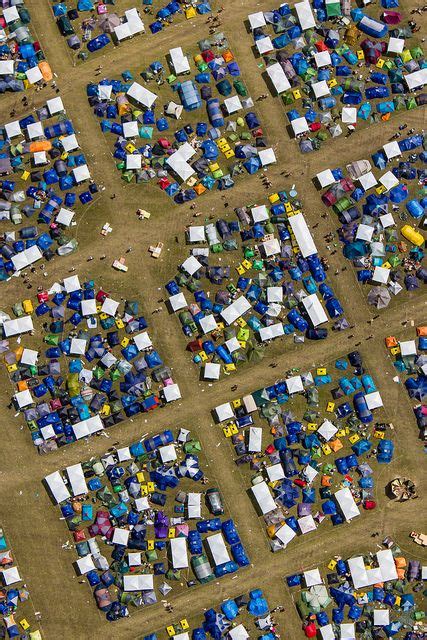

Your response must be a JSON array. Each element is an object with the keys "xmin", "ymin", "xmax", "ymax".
[
  {"xmin": 298, "ymin": 515, "xmax": 317, "ymax": 534},
  {"xmin": 251, "ymin": 481, "xmax": 276, "ymax": 514},
  {"xmin": 215, "ymin": 402, "xmax": 234, "ymax": 422},
  {"xmin": 47, "ymin": 97, "xmax": 65, "ymax": 115},
  {"xmin": 123, "ymin": 574, "xmax": 154, "ymax": 591},
  {"xmin": 169, "ymin": 292, "xmax": 187, "ymax": 312},
  {"xmin": 20, "ymin": 348, "xmax": 38, "ymax": 366},
  {"xmin": 181, "ymin": 255, "xmax": 202, "ymax": 276},
  {"xmin": 76, "ymin": 555, "xmax": 95, "ymax": 575},
  {"xmin": 134, "ymin": 332, "xmax": 152, "ymax": 350},
  {"xmin": 304, "ymin": 568, "xmax": 322, "ymax": 586},
  {"xmin": 206, "ymin": 533, "xmax": 230, "ymax": 566},
  {"xmin": 81, "ymin": 298, "xmax": 97, "ymax": 316},
  {"xmin": 163, "ymin": 383, "xmax": 181, "ymax": 402},
  {"xmin": 204, "ymin": 362, "xmax": 221, "ymax": 380},
  {"xmin": 101, "ymin": 298, "xmax": 119, "ymax": 316}
]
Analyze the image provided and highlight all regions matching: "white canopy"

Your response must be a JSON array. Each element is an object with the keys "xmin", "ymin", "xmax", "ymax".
[
  {"xmin": 123, "ymin": 121, "xmax": 139, "ymax": 138},
  {"xmin": 169, "ymin": 292, "xmax": 187, "ymax": 312},
  {"xmin": 167, "ymin": 145, "xmax": 196, "ymax": 181},
  {"xmin": 286, "ymin": 375, "xmax": 304, "ymax": 394},
  {"xmin": 359, "ymin": 171, "xmax": 378, "ymax": 191},
  {"xmin": 373, "ymin": 610, "xmax": 390, "ymax": 626},
  {"xmin": 314, "ymin": 51, "xmax": 331, "ymax": 68},
  {"xmin": 61, "ymin": 134, "xmax": 78, "ymax": 152},
  {"xmin": 159, "ymin": 444, "xmax": 177, "ymax": 463},
  {"xmin": 372, "ymin": 266, "xmax": 390, "ymax": 284},
  {"xmin": 21, "ymin": 348, "xmax": 38, "ymax": 366},
  {"xmin": 126, "ymin": 154, "xmax": 142, "ymax": 169},
  {"xmin": 248, "ymin": 11, "xmax": 266, "ymax": 29},
  {"xmin": 123, "ymin": 574, "xmax": 154, "ymax": 591},
  {"xmin": 251, "ymin": 481, "xmax": 276, "ymax": 514},
  {"xmin": 312, "ymin": 80, "xmax": 330, "ymax": 98},
  {"xmin": 400, "ymin": 339, "xmax": 417, "ymax": 356},
  {"xmin": 81, "ymin": 299, "xmax": 97, "ymax": 316},
  {"xmin": 304, "ymin": 568, "xmax": 323, "ymax": 586},
  {"xmin": 71, "ymin": 415, "xmax": 104, "ymax": 440},
  {"xmin": 256, "ymin": 36, "xmax": 273, "ymax": 54},
  {"xmin": 289, "ymin": 213, "xmax": 317, "ymax": 257},
  {"xmin": 27, "ymin": 121, "xmax": 44, "ymax": 139},
  {"xmin": 204, "ymin": 362, "xmax": 221, "ymax": 380},
  {"xmin": 47, "ymin": 97, "xmax": 65, "ymax": 115},
  {"xmin": 335, "ymin": 487, "xmax": 360, "ymax": 521},
  {"xmin": 298, "ymin": 515, "xmax": 317, "ymax": 534},
  {"xmin": 170, "ymin": 47, "xmax": 190, "ymax": 75},
  {"xmin": 72, "ymin": 165, "xmax": 90, "ymax": 183},
  {"xmin": 291, "ymin": 116, "xmax": 309, "ymax": 136},
  {"xmin": 2, "ymin": 566, "xmax": 21, "ymax": 585},
  {"xmin": 215, "ymin": 402, "xmax": 234, "ymax": 422},
  {"xmin": 206, "ymin": 533, "xmax": 230, "ymax": 566},
  {"xmin": 63, "ymin": 275, "xmax": 81, "ymax": 293},
  {"xmin": 45, "ymin": 471, "xmax": 71, "ymax": 504},
  {"xmin": 170, "ymin": 537, "xmax": 189, "ymax": 569},
  {"xmin": 302, "ymin": 294, "xmax": 328, "ymax": 327},
  {"xmin": 316, "ymin": 169, "xmax": 336, "ymax": 188},
  {"xmin": 56, "ymin": 207, "xmax": 75, "ymax": 227},
  {"xmin": 259, "ymin": 148, "xmax": 276, "ymax": 166},
  {"xmin": 229, "ymin": 625, "xmax": 249, "ymax": 640},
  {"xmin": 221, "ymin": 296, "xmax": 251, "ymax": 325},
  {"xmin": 127, "ymin": 82, "xmax": 157, "ymax": 108},
  {"xmin": 317, "ymin": 419, "xmax": 337, "ymax": 441},
  {"xmin": 14, "ymin": 389, "xmax": 33, "ymax": 409},
  {"xmin": 112, "ymin": 528, "xmax": 130, "ymax": 546},
  {"xmin": 0, "ymin": 60, "xmax": 14, "ymax": 76},
  {"xmin": 275, "ymin": 523, "xmax": 296, "ymax": 547},
  {"xmin": 379, "ymin": 171, "xmax": 399, "ymax": 191},
  {"xmin": 342, "ymin": 107, "xmax": 357, "ymax": 123},
  {"xmin": 163, "ymin": 383, "xmax": 181, "ymax": 402},
  {"xmin": 187, "ymin": 492, "xmax": 202, "ymax": 519},
  {"xmin": 365, "ymin": 391, "xmax": 383, "ymax": 410},
  {"xmin": 66, "ymin": 464, "xmax": 88, "ymax": 496},
  {"xmin": 405, "ymin": 68, "xmax": 427, "ymax": 90},
  {"xmin": 224, "ymin": 95, "xmax": 242, "ymax": 114},
  {"xmin": 295, "ymin": 1, "xmax": 316, "ymax": 29},
  {"xmin": 387, "ymin": 36, "xmax": 404, "ymax": 53},
  {"xmin": 340, "ymin": 624, "xmax": 355, "ymax": 640},
  {"xmin": 188, "ymin": 226, "xmax": 206, "ymax": 243},
  {"xmin": 259, "ymin": 323, "xmax": 284, "ymax": 341},
  {"xmin": 248, "ymin": 426, "xmax": 262, "ymax": 452},
  {"xmin": 3, "ymin": 316, "xmax": 33, "ymax": 337},
  {"xmin": 266, "ymin": 62, "xmax": 291, "ymax": 94},
  {"xmin": 11, "ymin": 246, "xmax": 43, "ymax": 270},
  {"xmin": 101, "ymin": 298, "xmax": 119, "ymax": 316},
  {"xmin": 134, "ymin": 332, "xmax": 152, "ymax": 350},
  {"xmin": 266, "ymin": 463, "xmax": 285, "ymax": 482},
  {"xmin": 383, "ymin": 141, "xmax": 401, "ymax": 159}
]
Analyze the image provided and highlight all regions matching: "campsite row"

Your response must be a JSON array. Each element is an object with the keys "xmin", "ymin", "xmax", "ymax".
[
  {"xmin": 165, "ymin": 188, "xmax": 347, "ymax": 379},
  {"xmin": 88, "ymin": 35, "xmax": 277, "ymax": 203},
  {"xmin": 213, "ymin": 350, "xmax": 394, "ymax": 551},
  {"xmin": 51, "ymin": 1, "xmax": 213, "ymax": 63},
  {"xmin": 247, "ymin": 1, "xmax": 426, "ymax": 153},
  {"xmin": 3, "ymin": 275, "xmax": 181, "ymax": 451},
  {"xmin": 44, "ymin": 427, "xmax": 249, "ymax": 621},
  {"xmin": 0, "ymin": 96, "xmax": 94, "ymax": 281},
  {"xmin": 314, "ymin": 132, "xmax": 426, "ymax": 308}
]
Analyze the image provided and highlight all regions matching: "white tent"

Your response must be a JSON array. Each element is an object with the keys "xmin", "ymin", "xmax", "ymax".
[
  {"xmin": 286, "ymin": 375, "xmax": 304, "ymax": 394},
  {"xmin": 112, "ymin": 528, "xmax": 130, "ymax": 546},
  {"xmin": 259, "ymin": 148, "xmax": 276, "ymax": 167},
  {"xmin": 248, "ymin": 426, "xmax": 262, "ymax": 452},
  {"xmin": 248, "ymin": 11, "xmax": 266, "ymax": 29},
  {"xmin": 123, "ymin": 574, "xmax": 154, "ymax": 591},
  {"xmin": 169, "ymin": 292, "xmax": 187, "ymax": 312},
  {"xmin": 291, "ymin": 116, "xmax": 309, "ymax": 136},
  {"xmin": 266, "ymin": 63, "xmax": 291, "ymax": 94},
  {"xmin": 127, "ymin": 82, "xmax": 157, "ymax": 109},
  {"xmin": 76, "ymin": 554, "xmax": 96, "ymax": 575},
  {"xmin": 359, "ymin": 171, "xmax": 378, "ymax": 191},
  {"xmin": 206, "ymin": 533, "xmax": 230, "ymax": 566},
  {"xmin": 295, "ymin": 1, "xmax": 316, "ymax": 29},
  {"xmin": 66, "ymin": 464, "xmax": 88, "ymax": 496},
  {"xmin": 275, "ymin": 523, "xmax": 296, "ymax": 547},
  {"xmin": 256, "ymin": 36, "xmax": 273, "ymax": 55},
  {"xmin": 71, "ymin": 415, "xmax": 104, "ymax": 440},
  {"xmin": 114, "ymin": 23, "xmax": 132, "ymax": 41},
  {"xmin": 170, "ymin": 537, "xmax": 189, "ymax": 569},
  {"xmin": 214, "ymin": 402, "xmax": 234, "ymax": 422},
  {"xmin": 204, "ymin": 362, "xmax": 221, "ymax": 380},
  {"xmin": 163, "ymin": 383, "xmax": 181, "ymax": 402},
  {"xmin": 101, "ymin": 298, "xmax": 119, "ymax": 316},
  {"xmin": 312, "ymin": 80, "xmax": 330, "ymax": 99},
  {"xmin": 188, "ymin": 226, "xmax": 206, "ymax": 243},
  {"xmin": 170, "ymin": 47, "xmax": 190, "ymax": 75},
  {"xmin": 134, "ymin": 332, "xmax": 152, "ymax": 350},
  {"xmin": 229, "ymin": 625, "xmax": 249, "ymax": 640},
  {"xmin": 21, "ymin": 348, "xmax": 38, "ymax": 366},
  {"xmin": 251, "ymin": 481, "xmax": 276, "ymax": 514},
  {"xmin": 298, "ymin": 515, "xmax": 317, "ymax": 534},
  {"xmin": 81, "ymin": 299, "xmax": 97, "ymax": 316},
  {"xmin": 2, "ymin": 566, "xmax": 21, "ymax": 586},
  {"xmin": 304, "ymin": 568, "xmax": 322, "ymax": 586},
  {"xmin": 404, "ymin": 68, "xmax": 427, "ymax": 90},
  {"xmin": 289, "ymin": 213, "xmax": 317, "ymax": 257},
  {"xmin": 3, "ymin": 316, "xmax": 33, "ymax": 337},
  {"xmin": 187, "ymin": 492, "xmax": 202, "ymax": 519},
  {"xmin": 159, "ymin": 444, "xmax": 177, "ymax": 463},
  {"xmin": 335, "ymin": 488, "xmax": 360, "ymax": 521},
  {"xmin": 221, "ymin": 296, "xmax": 251, "ymax": 325},
  {"xmin": 14, "ymin": 389, "xmax": 33, "ymax": 409},
  {"xmin": 259, "ymin": 323, "xmax": 284, "ymax": 341},
  {"xmin": 302, "ymin": 294, "xmax": 328, "ymax": 327},
  {"xmin": 45, "ymin": 471, "xmax": 71, "ymax": 504},
  {"xmin": 56, "ymin": 207, "xmax": 75, "ymax": 227},
  {"xmin": 317, "ymin": 419, "xmax": 337, "ymax": 441},
  {"xmin": 98, "ymin": 85, "xmax": 112, "ymax": 99}
]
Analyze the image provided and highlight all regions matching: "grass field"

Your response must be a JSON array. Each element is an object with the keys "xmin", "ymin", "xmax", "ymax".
[{"xmin": 0, "ymin": 0, "xmax": 425, "ymax": 638}]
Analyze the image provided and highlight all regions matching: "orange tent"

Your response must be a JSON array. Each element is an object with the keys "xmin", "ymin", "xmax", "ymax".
[
  {"xmin": 39, "ymin": 61, "xmax": 53, "ymax": 82},
  {"xmin": 222, "ymin": 49, "xmax": 234, "ymax": 63},
  {"xmin": 385, "ymin": 336, "xmax": 398, "ymax": 348},
  {"xmin": 329, "ymin": 439, "xmax": 343, "ymax": 452},
  {"xmin": 416, "ymin": 326, "xmax": 427, "ymax": 336},
  {"xmin": 29, "ymin": 140, "xmax": 52, "ymax": 153},
  {"xmin": 194, "ymin": 183, "xmax": 206, "ymax": 195}
]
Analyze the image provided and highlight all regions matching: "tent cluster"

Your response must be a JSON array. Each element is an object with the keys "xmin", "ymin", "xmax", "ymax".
[
  {"xmin": 0, "ymin": 97, "xmax": 94, "ymax": 280},
  {"xmin": 214, "ymin": 351, "xmax": 395, "ymax": 552},
  {"xmin": 0, "ymin": 527, "xmax": 42, "ymax": 640},
  {"xmin": 287, "ymin": 540, "xmax": 426, "ymax": 639},
  {"xmin": 44, "ymin": 428, "xmax": 248, "ymax": 621},
  {"xmin": 165, "ymin": 189, "xmax": 347, "ymax": 380},
  {"xmin": 145, "ymin": 588, "xmax": 278, "ymax": 640},
  {"xmin": 2, "ymin": 275, "xmax": 181, "ymax": 452},
  {"xmin": 52, "ymin": 1, "xmax": 210, "ymax": 59},
  {"xmin": 317, "ymin": 132, "xmax": 426, "ymax": 308},
  {"xmin": 0, "ymin": 3, "xmax": 53, "ymax": 93},
  {"xmin": 386, "ymin": 326, "xmax": 427, "ymax": 442},
  {"xmin": 87, "ymin": 34, "xmax": 277, "ymax": 203},
  {"xmin": 248, "ymin": 2, "xmax": 426, "ymax": 152}
]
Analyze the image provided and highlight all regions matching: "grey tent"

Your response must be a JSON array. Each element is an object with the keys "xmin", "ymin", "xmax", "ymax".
[
  {"xmin": 247, "ymin": 342, "xmax": 264, "ymax": 362},
  {"xmin": 367, "ymin": 286, "xmax": 391, "ymax": 309},
  {"xmin": 98, "ymin": 13, "xmax": 121, "ymax": 33}
]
